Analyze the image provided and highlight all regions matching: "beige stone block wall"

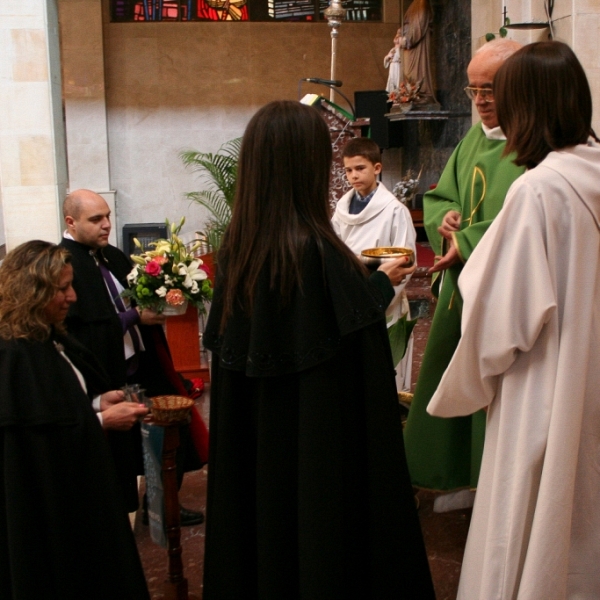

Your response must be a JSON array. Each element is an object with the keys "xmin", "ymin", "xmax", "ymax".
[
  {"xmin": 0, "ymin": 0, "xmax": 68, "ymax": 250},
  {"xmin": 1, "ymin": 186, "xmax": 63, "ymax": 245},
  {"xmin": 573, "ymin": 10, "xmax": 600, "ymax": 135},
  {"xmin": 551, "ymin": 0, "xmax": 600, "ymax": 134},
  {"xmin": 471, "ymin": 0, "xmax": 599, "ymax": 135}
]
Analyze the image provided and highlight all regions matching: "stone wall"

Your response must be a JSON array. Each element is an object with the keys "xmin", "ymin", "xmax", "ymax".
[
  {"xmin": 400, "ymin": 0, "xmax": 472, "ymax": 193},
  {"xmin": 100, "ymin": 5, "xmax": 403, "ymax": 242}
]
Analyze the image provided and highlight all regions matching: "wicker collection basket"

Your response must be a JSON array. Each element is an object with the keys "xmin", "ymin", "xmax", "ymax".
[{"xmin": 151, "ymin": 395, "xmax": 194, "ymax": 424}]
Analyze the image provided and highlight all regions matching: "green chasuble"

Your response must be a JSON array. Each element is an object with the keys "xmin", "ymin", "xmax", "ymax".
[{"xmin": 403, "ymin": 123, "xmax": 525, "ymax": 491}]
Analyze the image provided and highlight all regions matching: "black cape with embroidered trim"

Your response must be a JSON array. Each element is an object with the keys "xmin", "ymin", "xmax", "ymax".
[
  {"xmin": 202, "ymin": 239, "xmax": 434, "ymax": 599},
  {"xmin": 0, "ymin": 334, "xmax": 149, "ymax": 600}
]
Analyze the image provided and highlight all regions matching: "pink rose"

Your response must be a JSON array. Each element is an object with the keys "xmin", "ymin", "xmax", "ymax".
[
  {"xmin": 144, "ymin": 260, "xmax": 162, "ymax": 276},
  {"xmin": 166, "ymin": 289, "xmax": 185, "ymax": 306}
]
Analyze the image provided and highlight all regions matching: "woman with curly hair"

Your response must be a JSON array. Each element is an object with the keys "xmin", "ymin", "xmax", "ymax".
[{"xmin": 0, "ymin": 240, "xmax": 149, "ymax": 599}]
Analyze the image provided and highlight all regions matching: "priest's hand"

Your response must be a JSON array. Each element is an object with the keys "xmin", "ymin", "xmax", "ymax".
[
  {"xmin": 438, "ymin": 210, "xmax": 461, "ymax": 239},
  {"xmin": 378, "ymin": 256, "xmax": 416, "ymax": 286},
  {"xmin": 138, "ymin": 307, "xmax": 167, "ymax": 326},
  {"xmin": 428, "ymin": 242, "xmax": 460, "ymax": 274},
  {"xmin": 101, "ymin": 402, "xmax": 149, "ymax": 431}
]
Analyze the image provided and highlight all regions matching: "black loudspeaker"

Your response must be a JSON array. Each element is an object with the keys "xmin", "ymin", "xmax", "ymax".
[
  {"xmin": 122, "ymin": 223, "xmax": 168, "ymax": 257},
  {"xmin": 354, "ymin": 90, "xmax": 403, "ymax": 149}
]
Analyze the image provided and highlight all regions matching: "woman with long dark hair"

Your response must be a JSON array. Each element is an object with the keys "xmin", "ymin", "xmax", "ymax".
[
  {"xmin": 428, "ymin": 41, "xmax": 600, "ymax": 598},
  {"xmin": 202, "ymin": 101, "xmax": 434, "ymax": 599}
]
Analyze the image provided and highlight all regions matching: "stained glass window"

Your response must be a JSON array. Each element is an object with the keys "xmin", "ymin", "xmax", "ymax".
[{"xmin": 110, "ymin": 0, "xmax": 382, "ymax": 22}]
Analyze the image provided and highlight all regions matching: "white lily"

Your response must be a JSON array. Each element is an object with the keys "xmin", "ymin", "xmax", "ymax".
[
  {"xmin": 126, "ymin": 266, "xmax": 139, "ymax": 285},
  {"xmin": 156, "ymin": 286, "xmax": 167, "ymax": 297},
  {"xmin": 176, "ymin": 259, "xmax": 207, "ymax": 289}
]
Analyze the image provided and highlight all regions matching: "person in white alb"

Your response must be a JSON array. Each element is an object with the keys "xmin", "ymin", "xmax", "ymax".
[
  {"xmin": 332, "ymin": 137, "xmax": 417, "ymax": 391},
  {"xmin": 428, "ymin": 41, "xmax": 600, "ymax": 599}
]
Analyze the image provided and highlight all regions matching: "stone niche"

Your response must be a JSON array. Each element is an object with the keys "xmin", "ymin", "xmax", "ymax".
[{"xmin": 399, "ymin": 0, "xmax": 472, "ymax": 192}]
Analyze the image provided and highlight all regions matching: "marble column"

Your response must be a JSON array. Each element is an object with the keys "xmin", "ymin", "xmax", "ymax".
[{"xmin": 0, "ymin": 0, "xmax": 68, "ymax": 251}]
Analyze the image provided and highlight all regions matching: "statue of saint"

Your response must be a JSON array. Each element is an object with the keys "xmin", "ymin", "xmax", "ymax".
[
  {"xmin": 398, "ymin": 0, "xmax": 438, "ymax": 107},
  {"xmin": 384, "ymin": 28, "xmax": 402, "ymax": 94}
]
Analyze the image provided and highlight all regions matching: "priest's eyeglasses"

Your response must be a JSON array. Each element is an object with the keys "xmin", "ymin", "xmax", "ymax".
[{"xmin": 464, "ymin": 87, "xmax": 494, "ymax": 103}]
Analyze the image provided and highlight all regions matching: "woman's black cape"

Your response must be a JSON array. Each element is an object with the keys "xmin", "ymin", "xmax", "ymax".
[
  {"xmin": 0, "ymin": 333, "xmax": 149, "ymax": 599},
  {"xmin": 203, "ymin": 240, "xmax": 434, "ymax": 599}
]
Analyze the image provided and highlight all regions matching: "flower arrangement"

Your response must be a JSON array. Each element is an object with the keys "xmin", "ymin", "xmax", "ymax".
[
  {"xmin": 388, "ymin": 79, "xmax": 423, "ymax": 105},
  {"xmin": 122, "ymin": 217, "xmax": 213, "ymax": 314},
  {"xmin": 392, "ymin": 167, "xmax": 423, "ymax": 207}
]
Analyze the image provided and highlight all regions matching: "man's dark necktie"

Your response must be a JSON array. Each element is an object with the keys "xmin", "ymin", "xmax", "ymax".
[{"xmin": 97, "ymin": 257, "xmax": 140, "ymax": 375}]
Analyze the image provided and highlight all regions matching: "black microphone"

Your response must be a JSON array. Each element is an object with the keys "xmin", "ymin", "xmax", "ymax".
[{"xmin": 303, "ymin": 77, "xmax": 343, "ymax": 87}]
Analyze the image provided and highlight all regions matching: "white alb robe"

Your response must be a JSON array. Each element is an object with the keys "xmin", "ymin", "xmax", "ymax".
[
  {"xmin": 332, "ymin": 182, "xmax": 416, "ymax": 322},
  {"xmin": 428, "ymin": 141, "xmax": 600, "ymax": 599},
  {"xmin": 332, "ymin": 182, "xmax": 417, "ymax": 389}
]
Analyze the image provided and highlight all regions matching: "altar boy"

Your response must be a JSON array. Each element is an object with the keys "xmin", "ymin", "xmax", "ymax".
[{"xmin": 332, "ymin": 137, "xmax": 417, "ymax": 390}]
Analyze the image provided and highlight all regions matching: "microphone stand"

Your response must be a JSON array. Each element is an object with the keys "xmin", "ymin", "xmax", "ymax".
[{"xmin": 297, "ymin": 79, "xmax": 356, "ymax": 121}]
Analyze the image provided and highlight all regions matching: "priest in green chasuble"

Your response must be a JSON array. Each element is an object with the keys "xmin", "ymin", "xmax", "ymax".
[{"xmin": 403, "ymin": 39, "xmax": 524, "ymax": 496}]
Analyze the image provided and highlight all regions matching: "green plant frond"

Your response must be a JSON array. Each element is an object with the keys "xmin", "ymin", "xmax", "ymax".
[
  {"xmin": 184, "ymin": 191, "xmax": 232, "ymax": 225},
  {"xmin": 182, "ymin": 154, "xmax": 237, "ymax": 200},
  {"xmin": 198, "ymin": 219, "xmax": 227, "ymax": 251},
  {"xmin": 218, "ymin": 137, "xmax": 242, "ymax": 158},
  {"xmin": 181, "ymin": 137, "xmax": 241, "ymax": 251}
]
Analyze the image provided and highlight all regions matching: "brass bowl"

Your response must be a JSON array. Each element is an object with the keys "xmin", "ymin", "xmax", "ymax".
[{"xmin": 360, "ymin": 247, "xmax": 415, "ymax": 270}]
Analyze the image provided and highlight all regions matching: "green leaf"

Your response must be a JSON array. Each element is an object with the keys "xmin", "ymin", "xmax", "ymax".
[
  {"xmin": 180, "ymin": 137, "xmax": 241, "ymax": 251},
  {"xmin": 499, "ymin": 27, "xmax": 508, "ymax": 37},
  {"xmin": 388, "ymin": 314, "xmax": 418, "ymax": 366},
  {"xmin": 485, "ymin": 32, "xmax": 496, "ymax": 42}
]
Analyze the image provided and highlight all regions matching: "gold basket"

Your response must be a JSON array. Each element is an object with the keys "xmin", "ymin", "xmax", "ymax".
[{"xmin": 151, "ymin": 395, "xmax": 194, "ymax": 424}]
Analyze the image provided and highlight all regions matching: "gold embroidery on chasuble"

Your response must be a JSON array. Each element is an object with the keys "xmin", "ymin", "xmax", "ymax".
[{"xmin": 466, "ymin": 166, "xmax": 487, "ymax": 226}]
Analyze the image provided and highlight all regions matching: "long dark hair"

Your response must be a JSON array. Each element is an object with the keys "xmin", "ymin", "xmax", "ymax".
[
  {"xmin": 495, "ymin": 41, "xmax": 598, "ymax": 169},
  {"xmin": 218, "ymin": 100, "xmax": 361, "ymax": 326}
]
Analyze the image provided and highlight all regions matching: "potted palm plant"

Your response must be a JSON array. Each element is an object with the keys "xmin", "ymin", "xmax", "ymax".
[{"xmin": 180, "ymin": 137, "xmax": 242, "ymax": 254}]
